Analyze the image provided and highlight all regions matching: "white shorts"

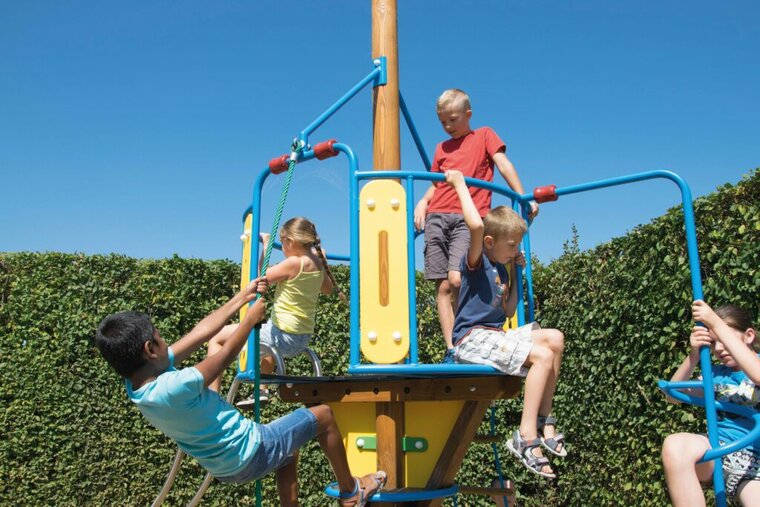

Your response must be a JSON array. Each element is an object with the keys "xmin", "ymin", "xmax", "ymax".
[{"xmin": 454, "ymin": 323, "xmax": 538, "ymax": 377}]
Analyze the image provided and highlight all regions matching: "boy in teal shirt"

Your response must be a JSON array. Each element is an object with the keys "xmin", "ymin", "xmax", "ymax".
[{"xmin": 95, "ymin": 277, "xmax": 385, "ymax": 506}]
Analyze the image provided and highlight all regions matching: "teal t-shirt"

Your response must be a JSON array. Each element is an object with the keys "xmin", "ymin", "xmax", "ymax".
[
  {"xmin": 709, "ymin": 357, "xmax": 760, "ymax": 456},
  {"xmin": 125, "ymin": 347, "xmax": 261, "ymax": 477}
]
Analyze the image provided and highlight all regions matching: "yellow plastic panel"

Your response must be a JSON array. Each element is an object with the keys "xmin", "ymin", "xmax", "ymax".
[
  {"xmin": 359, "ymin": 180, "xmax": 410, "ymax": 364},
  {"xmin": 329, "ymin": 402, "xmax": 377, "ymax": 477},
  {"xmin": 404, "ymin": 400, "xmax": 464, "ymax": 487},
  {"xmin": 238, "ymin": 213, "xmax": 252, "ymax": 371},
  {"xmin": 503, "ymin": 263, "xmax": 518, "ymax": 330}
]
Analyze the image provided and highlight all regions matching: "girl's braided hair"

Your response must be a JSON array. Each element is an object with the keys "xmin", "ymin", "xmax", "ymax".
[{"xmin": 281, "ymin": 217, "xmax": 347, "ymax": 304}]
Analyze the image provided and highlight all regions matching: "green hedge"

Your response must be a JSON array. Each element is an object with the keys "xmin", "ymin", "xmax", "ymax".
[
  {"xmin": 1, "ymin": 170, "xmax": 757, "ymax": 506},
  {"xmin": 528, "ymin": 169, "xmax": 758, "ymax": 506}
]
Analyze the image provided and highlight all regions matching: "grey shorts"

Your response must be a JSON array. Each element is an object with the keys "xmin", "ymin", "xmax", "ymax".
[
  {"xmin": 424, "ymin": 213, "xmax": 471, "ymax": 280},
  {"xmin": 455, "ymin": 323, "xmax": 538, "ymax": 376},
  {"xmin": 260, "ymin": 321, "xmax": 310, "ymax": 358}
]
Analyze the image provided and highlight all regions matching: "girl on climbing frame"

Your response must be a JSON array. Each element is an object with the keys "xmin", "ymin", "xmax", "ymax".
[
  {"xmin": 209, "ymin": 216, "xmax": 344, "ymax": 403},
  {"xmin": 662, "ymin": 299, "xmax": 760, "ymax": 506}
]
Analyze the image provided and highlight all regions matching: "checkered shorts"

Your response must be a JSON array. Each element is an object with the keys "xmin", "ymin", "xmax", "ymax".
[{"xmin": 454, "ymin": 323, "xmax": 538, "ymax": 376}]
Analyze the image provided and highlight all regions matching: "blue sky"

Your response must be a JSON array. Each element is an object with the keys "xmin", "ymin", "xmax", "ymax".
[{"xmin": 1, "ymin": 1, "xmax": 758, "ymax": 266}]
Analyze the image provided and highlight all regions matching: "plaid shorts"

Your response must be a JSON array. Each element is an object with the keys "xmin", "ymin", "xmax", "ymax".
[{"xmin": 454, "ymin": 323, "xmax": 538, "ymax": 376}]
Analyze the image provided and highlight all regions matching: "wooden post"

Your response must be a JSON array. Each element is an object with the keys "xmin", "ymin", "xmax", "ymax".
[
  {"xmin": 376, "ymin": 402, "xmax": 405, "ymax": 490},
  {"xmin": 372, "ymin": 0, "xmax": 401, "ymax": 499},
  {"xmin": 372, "ymin": 0, "xmax": 400, "ymax": 172}
]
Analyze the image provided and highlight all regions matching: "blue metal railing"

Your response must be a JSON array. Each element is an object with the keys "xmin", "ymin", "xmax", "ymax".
[
  {"xmin": 348, "ymin": 170, "xmax": 525, "ymax": 375},
  {"xmin": 299, "ymin": 58, "xmax": 386, "ymax": 145},
  {"xmin": 242, "ymin": 142, "xmax": 359, "ymax": 375},
  {"xmin": 659, "ymin": 380, "xmax": 760, "ymax": 462}
]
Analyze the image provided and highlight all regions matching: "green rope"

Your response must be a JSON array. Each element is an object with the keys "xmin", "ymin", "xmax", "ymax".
[
  {"xmin": 252, "ymin": 139, "xmax": 304, "ymax": 507},
  {"xmin": 259, "ymin": 140, "xmax": 304, "ymax": 279}
]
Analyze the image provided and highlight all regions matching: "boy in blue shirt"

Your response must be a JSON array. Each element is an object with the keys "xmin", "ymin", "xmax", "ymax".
[
  {"xmin": 445, "ymin": 169, "xmax": 566, "ymax": 479},
  {"xmin": 95, "ymin": 277, "xmax": 385, "ymax": 506}
]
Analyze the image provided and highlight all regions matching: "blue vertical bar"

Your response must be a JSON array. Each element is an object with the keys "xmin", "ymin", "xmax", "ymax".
[
  {"xmin": 336, "ymin": 143, "xmax": 362, "ymax": 369},
  {"xmin": 678, "ymin": 183, "xmax": 725, "ymax": 506},
  {"xmin": 520, "ymin": 204, "xmax": 536, "ymax": 323},
  {"xmin": 244, "ymin": 169, "xmax": 269, "ymax": 374},
  {"xmin": 511, "ymin": 201, "xmax": 526, "ymax": 326},
  {"xmin": 405, "ymin": 175, "xmax": 419, "ymax": 364}
]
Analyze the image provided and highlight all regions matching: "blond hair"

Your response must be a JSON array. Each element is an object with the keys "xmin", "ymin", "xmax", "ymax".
[
  {"xmin": 483, "ymin": 206, "xmax": 527, "ymax": 240},
  {"xmin": 280, "ymin": 217, "xmax": 346, "ymax": 303},
  {"xmin": 437, "ymin": 89, "xmax": 471, "ymax": 113}
]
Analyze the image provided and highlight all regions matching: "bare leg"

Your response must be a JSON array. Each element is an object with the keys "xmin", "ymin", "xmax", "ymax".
[
  {"xmin": 531, "ymin": 329, "xmax": 565, "ymax": 447},
  {"xmin": 309, "ymin": 405, "xmax": 355, "ymax": 493},
  {"xmin": 276, "ymin": 451, "xmax": 299, "ymax": 507},
  {"xmin": 207, "ymin": 324, "xmax": 238, "ymax": 393},
  {"xmin": 308, "ymin": 404, "xmax": 385, "ymax": 501},
  {"xmin": 519, "ymin": 344, "xmax": 553, "ymax": 474},
  {"xmin": 260, "ymin": 355, "xmax": 275, "ymax": 374},
  {"xmin": 447, "ymin": 270, "xmax": 462, "ymax": 313},
  {"xmin": 737, "ymin": 480, "xmax": 760, "ymax": 507},
  {"xmin": 435, "ymin": 279, "xmax": 455, "ymax": 349},
  {"xmin": 662, "ymin": 433, "xmax": 713, "ymax": 507}
]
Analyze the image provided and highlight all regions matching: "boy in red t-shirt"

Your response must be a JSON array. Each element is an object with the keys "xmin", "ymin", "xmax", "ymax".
[{"xmin": 413, "ymin": 89, "xmax": 539, "ymax": 363}]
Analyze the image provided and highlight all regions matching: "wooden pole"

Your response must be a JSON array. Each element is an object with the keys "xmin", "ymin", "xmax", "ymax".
[
  {"xmin": 372, "ymin": 0, "xmax": 400, "ymax": 171},
  {"xmin": 372, "ymin": 2, "xmax": 401, "ymax": 499}
]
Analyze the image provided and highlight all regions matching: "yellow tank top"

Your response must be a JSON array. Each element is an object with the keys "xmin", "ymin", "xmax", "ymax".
[{"xmin": 271, "ymin": 257, "xmax": 325, "ymax": 334}]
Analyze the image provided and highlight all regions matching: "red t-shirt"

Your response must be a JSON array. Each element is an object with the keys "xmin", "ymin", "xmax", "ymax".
[{"xmin": 427, "ymin": 127, "xmax": 506, "ymax": 216}]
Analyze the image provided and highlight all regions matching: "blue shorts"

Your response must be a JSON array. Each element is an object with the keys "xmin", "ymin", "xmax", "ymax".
[
  {"xmin": 216, "ymin": 407, "xmax": 318, "ymax": 484},
  {"xmin": 260, "ymin": 321, "xmax": 311, "ymax": 358}
]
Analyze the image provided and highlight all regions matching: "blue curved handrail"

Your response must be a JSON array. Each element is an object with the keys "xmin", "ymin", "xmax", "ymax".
[
  {"xmin": 658, "ymin": 380, "xmax": 760, "ymax": 461},
  {"xmin": 324, "ymin": 482, "xmax": 459, "ymax": 502},
  {"xmin": 239, "ymin": 142, "xmax": 359, "ymax": 379}
]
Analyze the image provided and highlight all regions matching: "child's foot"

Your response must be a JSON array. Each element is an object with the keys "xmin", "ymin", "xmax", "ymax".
[
  {"xmin": 440, "ymin": 348, "xmax": 455, "ymax": 364},
  {"xmin": 506, "ymin": 430, "xmax": 555, "ymax": 479},
  {"xmin": 537, "ymin": 415, "xmax": 566, "ymax": 457},
  {"xmin": 235, "ymin": 388, "xmax": 270, "ymax": 410},
  {"xmin": 339, "ymin": 471, "xmax": 387, "ymax": 506}
]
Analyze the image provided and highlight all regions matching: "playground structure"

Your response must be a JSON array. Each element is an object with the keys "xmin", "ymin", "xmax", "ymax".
[{"xmin": 152, "ymin": 2, "xmax": 759, "ymax": 506}]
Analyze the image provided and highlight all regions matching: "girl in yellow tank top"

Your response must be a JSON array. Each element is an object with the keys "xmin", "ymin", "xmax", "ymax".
[{"xmin": 208, "ymin": 217, "xmax": 345, "ymax": 404}]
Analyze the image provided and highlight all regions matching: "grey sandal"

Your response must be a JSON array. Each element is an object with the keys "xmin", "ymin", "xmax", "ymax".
[
  {"xmin": 537, "ymin": 415, "xmax": 567, "ymax": 457},
  {"xmin": 506, "ymin": 430, "xmax": 556, "ymax": 479}
]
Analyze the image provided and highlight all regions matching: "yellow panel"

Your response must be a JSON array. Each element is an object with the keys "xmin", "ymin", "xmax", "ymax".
[
  {"xmin": 359, "ymin": 180, "xmax": 410, "ymax": 364},
  {"xmin": 238, "ymin": 213, "xmax": 252, "ymax": 371},
  {"xmin": 503, "ymin": 263, "xmax": 519, "ymax": 330},
  {"xmin": 404, "ymin": 401, "xmax": 464, "ymax": 487},
  {"xmin": 505, "ymin": 313, "xmax": 519, "ymax": 330},
  {"xmin": 329, "ymin": 402, "xmax": 377, "ymax": 477}
]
